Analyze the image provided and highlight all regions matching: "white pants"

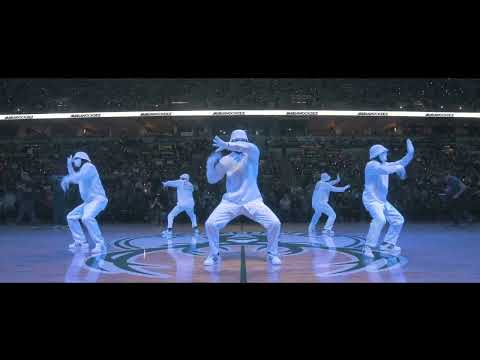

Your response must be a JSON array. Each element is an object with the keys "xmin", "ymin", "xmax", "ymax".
[
  {"xmin": 167, "ymin": 205, "xmax": 197, "ymax": 229},
  {"xmin": 205, "ymin": 199, "xmax": 281, "ymax": 256},
  {"xmin": 363, "ymin": 197, "xmax": 404, "ymax": 247},
  {"xmin": 67, "ymin": 197, "xmax": 108, "ymax": 245},
  {"xmin": 309, "ymin": 203, "xmax": 336, "ymax": 231}
]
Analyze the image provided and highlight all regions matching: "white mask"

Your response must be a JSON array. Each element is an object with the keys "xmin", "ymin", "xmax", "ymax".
[{"xmin": 379, "ymin": 152, "xmax": 388, "ymax": 163}]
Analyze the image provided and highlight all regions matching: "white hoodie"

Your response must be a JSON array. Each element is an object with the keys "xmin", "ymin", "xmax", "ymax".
[
  {"xmin": 164, "ymin": 180, "xmax": 195, "ymax": 208},
  {"xmin": 312, "ymin": 180, "xmax": 346, "ymax": 206},
  {"xmin": 207, "ymin": 141, "xmax": 262, "ymax": 205},
  {"xmin": 69, "ymin": 163, "xmax": 107, "ymax": 202},
  {"xmin": 363, "ymin": 152, "xmax": 413, "ymax": 203}
]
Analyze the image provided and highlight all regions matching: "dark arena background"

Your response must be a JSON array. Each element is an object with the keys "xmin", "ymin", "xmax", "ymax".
[{"xmin": 1, "ymin": 78, "xmax": 479, "ymax": 283}]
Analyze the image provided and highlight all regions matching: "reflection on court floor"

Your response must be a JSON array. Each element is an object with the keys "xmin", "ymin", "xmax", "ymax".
[
  {"xmin": 81, "ymin": 229, "xmax": 407, "ymax": 282},
  {"xmin": 1, "ymin": 223, "xmax": 479, "ymax": 283}
]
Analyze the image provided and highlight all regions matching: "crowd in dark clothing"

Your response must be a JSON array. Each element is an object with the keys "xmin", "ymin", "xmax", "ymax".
[
  {"xmin": 1, "ymin": 134, "xmax": 480, "ymax": 226},
  {"xmin": 2, "ymin": 79, "xmax": 479, "ymax": 114}
]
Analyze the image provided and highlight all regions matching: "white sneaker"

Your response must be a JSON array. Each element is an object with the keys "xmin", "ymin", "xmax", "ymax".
[
  {"xmin": 322, "ymin": 229, "xmax": 334, "ymax": 237},
  {"xmin": 363, "ymin": 245, "xmax": 375, "ymax": 258},
  {"xmin": 91, "ymin": 243, "xmax": 106, "ymax": 254},
  {"xmin": 68, "ymin": 241, "xmax": 88, "ymax": 249},
  {"xmin": 379, "ymin": 243, "xmax": 401, "ymax": 256},
  {"xmin": 203, "ymin": 253, "xmax": 220, "ymax": 266},
  {"xmin": 162, "ymin": 229, "xmax": 173, "ymax": 238},
  {"xmin": 267, "ymin": 253, "xmax": 282, "ymax": 265}
]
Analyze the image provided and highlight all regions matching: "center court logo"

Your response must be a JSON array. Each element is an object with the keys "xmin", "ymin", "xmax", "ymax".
[{"xmin": 83, "ymin": 232, "xmax": 407, "ymax": 279}]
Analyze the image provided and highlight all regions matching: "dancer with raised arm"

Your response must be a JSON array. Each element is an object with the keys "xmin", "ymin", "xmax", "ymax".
[
  {"xmin": 162, "ymin": 173, "xmax": 199, "ymax": 237},
  {"xmin": 308, "ymin": 172, "xmax": 350, "ymax": 235},
  {"xmin": 203, "ymin": 130, "xmax": 282, "ymax": 266},
  {"xmin": 61, "ymin": 152, "xmax": 108, "ymax": 254},
  {"xmin": 362, "ymin": 139, "xmax": 415, "ymax": 258}
]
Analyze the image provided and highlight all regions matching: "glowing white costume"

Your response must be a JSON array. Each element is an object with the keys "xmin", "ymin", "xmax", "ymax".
[
  {"xmin": 61, "ymin": 152, "xmax": 108, "ymax": 252},
  {"xmin": 163, "ymin": 174, "xmax": 198, "ymax": 230},
  {"xmin": 309, "ymin": 173, "xmax": 350, "ymax": 234},
  {"xmin": 362, "ymin": 140, "xmax": 414, "ymax": 255},
  {"xmin": 204, "ymin": 130, "xmax": 281, "ymax": 265}
]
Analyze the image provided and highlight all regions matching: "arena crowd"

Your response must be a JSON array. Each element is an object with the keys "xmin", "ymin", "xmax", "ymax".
[{"xmin": 1, "ymin": 131, "xmax": 479, "ymax": 226}]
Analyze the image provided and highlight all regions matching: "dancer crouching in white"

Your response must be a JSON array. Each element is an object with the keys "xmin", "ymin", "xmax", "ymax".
[
  {"xmin": 61, "ymin": 152, "xmax": 108, "ymax": 254},
  {"xmin": 308, "ymin": 172, "xmax": 350, "ymax": 235},
  {"xmin": 162, "ymin": 173, "xmax": 199, "ymax": 237},
  {"xmin": 362, "ymin": 139, "xmax": 414, "ymax": 258},
  {"xmin": 203, "ymin": 130, "xmax": 282, "ymax": 266}
]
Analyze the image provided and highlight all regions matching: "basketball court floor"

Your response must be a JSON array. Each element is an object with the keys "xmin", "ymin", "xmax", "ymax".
[{"xmin": 1, "ymin": 222, "xmax": 479, "ymax": 283}]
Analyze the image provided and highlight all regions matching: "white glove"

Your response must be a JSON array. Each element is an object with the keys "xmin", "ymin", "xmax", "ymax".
[
  {"xmin": 67, "ymin": 155, "xmax": 74, "ymax": 175},
  {"xmin": 212, "ymin": 136, "xmax": 228, "ymax": 153},
  {"xmin": 207, "ymin": 151, "xmax": 222, "ymax": 166},
  {"xmin": 60, "ymin": 176, "xmax": 70, "ymax": 193},
  {"xmin": 406, "ymin": 138, "xmax": 414, "ymax": 154},
  {"xmin": 396, "ymin": 167, "xmax": 407, "ymax": 180}
]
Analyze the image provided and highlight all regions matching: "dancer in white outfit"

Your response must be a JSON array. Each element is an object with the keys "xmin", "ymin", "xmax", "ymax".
[
  {"xmin": 203, "ymin": 130, "xmax": 282, "ymax": 266},
  {"xmin": 308, "ymin": 173, "xmax": 350, "ymax": 235},
  {"xmin": 162, "ymin": 174, "xmax": 199, "ymax": 237},
  {"xmin": 61, "ymin": 152, "xmax": 108, "ymax": 254},
  {"xmin": 362, "ymin": 139, "xmax": 415, "ymax": 258}
]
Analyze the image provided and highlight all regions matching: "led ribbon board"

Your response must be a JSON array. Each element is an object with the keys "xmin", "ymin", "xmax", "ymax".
[{"xmin": 0, "ymin": 109, "xmax": 478, "ymax": 120}]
